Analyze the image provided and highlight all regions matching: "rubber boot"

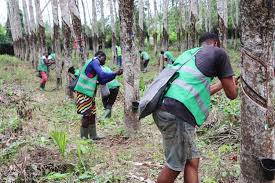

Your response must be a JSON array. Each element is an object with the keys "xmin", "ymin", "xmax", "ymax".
[
  {"xmin": 40, "ymin": 83, "xmax": 45, "ymax": 91},
  {"xmin": 102, "ymin": 108, "xmax": 111, "ymax": 119},
  {"xmin": 88, "ymin": 124, "xmax": 104, "ymax": 140},
  {"xmin": 80, "ymin": 127, "xmax": 89, "ymax": 139}
]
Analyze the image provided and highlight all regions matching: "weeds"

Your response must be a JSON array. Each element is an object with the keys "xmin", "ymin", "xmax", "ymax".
[{"xmin": 50, "ymin": 130, "xmax": 68, "ymax": 157}]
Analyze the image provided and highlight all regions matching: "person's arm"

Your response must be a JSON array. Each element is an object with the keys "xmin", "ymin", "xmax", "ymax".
[
  {"xmin": 85, "ymin": 60, "xmax": 117, "ymax": 84},
  {"xmin": 220, "ymin": 76, "xmax": 238, "ymax": 100},
  {"xmin": 210, "ymin": 80, "xmax": 223, "ymax": 95}
]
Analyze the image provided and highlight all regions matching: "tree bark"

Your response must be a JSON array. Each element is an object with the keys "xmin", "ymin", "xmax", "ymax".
[
  {"xmin": 68, "ymin": 0, "xmax": 86, "ymax": 66},
  {"xmin": 153, "ymin": 0, "xmax": 158, "ymax": 55},
  {"xmin": 28, "ymin": 0, "xmax": 37, "ymax": 68},
  {"xmin": 190, "ymin": 0, "xmax": 198, "ymax": 48},
  {"xmin": 239, "ymin": 1, "xmax": 274, "ymax": 182},
  {"xmin": 52, "ymin": 0, "xmax": 62, "ymax": 89},
  {"xmin": 91, "ymin": 0, "xmax": 98, "ymax": 53},
  {"xmin": 118, "ymin": 0, "xmax": 140, "ymax": 133},
  {"xmin": 22, "ymin": 0, "xmax": 31, "ymax": 62},
  {"xmin": 138, "ymin": 0, "xmax": 144, "ymax": 49},
  {"xmin": 34, "ymin": 0, "xmax": 46, "ymax": 55},
  {"xmin": 217, "ymin": 0, "xmax": 228, "ymax": 49},
  {"xmin": 80, "ymin": 0, "xmax": 90, "ymax": 55},
  {"xmin": 60, "ymin": 0, "xmax": 73, "ymax": 91},
  {"xmin": 100, "ymin": 0, "xmax": 105, "ymax": 51},
  {"xmin": 162, "ymin": 0, "xmax": 169, "ymax": 51},
  {"xmin": 109, "ymin": 0, "xmax": 117, "ymax": 64}
]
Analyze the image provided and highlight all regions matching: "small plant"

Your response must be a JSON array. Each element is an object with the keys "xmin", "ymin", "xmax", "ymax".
[{"xmin": 50, "ymin": 130, "xmax": 68, "ymax": 157}]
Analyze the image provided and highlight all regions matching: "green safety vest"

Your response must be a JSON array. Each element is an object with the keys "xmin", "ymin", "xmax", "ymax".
[
  {"xmin": 37, "ymin": 56, "xmax": 48, "ymax": 72},
  {"xmin": 102, "ymin": 66, "xmax": 120, "ymax": 89},
  {"xmin": 164, "ymin": 47, "xmax": 212, "ymax": 126},
  {"xmin": 74, "ymin": 60, "xmax": 98, "ymax": 97},
  {"xmin": 141, "ymin": 51, "xmax": 150, "ymax": 60},
  {"xmin": 116, "ymin": 46, "xmax": 122, "ymax": 56}
]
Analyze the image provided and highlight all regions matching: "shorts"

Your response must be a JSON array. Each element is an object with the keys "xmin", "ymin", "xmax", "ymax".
[{"xmin": 153, "ymin": 109, "xmax": 200, "ymax": 172}]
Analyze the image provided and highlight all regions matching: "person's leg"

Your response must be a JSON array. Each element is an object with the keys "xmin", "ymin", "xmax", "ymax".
[
  {"xmin": 108, "ymin": 87, "xmax": 119, "ymax": 107},
  {"xmin": 102, "ymin": 95, "xmax": 109, "ymax": 109},
  {"xmin": 157, "ymin": 165, "xmax": 180, "ymax": 183},
  {"xmin": 40, "ymin": 71, "xmax": 48, "ymax": 90},
  {"xmin": 144, "ymin": 59, "xmax": 149, "ymax": 72},
  {"xmin": 184, "ymin": 158, "xmax": 199, "ymax": 183},
  {"xmin": 80, "ymin": 115, "xmax": 90, "ymax": 139}
]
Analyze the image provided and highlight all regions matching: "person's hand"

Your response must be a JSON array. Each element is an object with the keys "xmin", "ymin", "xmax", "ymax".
[
  {"xmin": 233, "ymin": 76, "xmax": 239, "ymax": 86},
  {"xmin": 116, "ymin": 68, "xmax": 123, "ymax": 75}
]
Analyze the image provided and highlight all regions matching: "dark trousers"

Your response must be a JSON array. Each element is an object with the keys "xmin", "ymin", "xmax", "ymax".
[
  {"xmin": 102, "ymin": 87, "xmax": 119, "ymax": 109},
  {"xmin": 144, "ymin": 59, "xmax": 149, "ymax": 69}
]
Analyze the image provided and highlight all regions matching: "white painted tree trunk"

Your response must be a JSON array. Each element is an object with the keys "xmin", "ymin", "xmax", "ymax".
[
  {"xmin": 118, "ymin": 0, "xmax": 140, "ymax": 133},
  {"xmin": 239, "ymin": 1, "xmax": 274, "ymax": 182},
  {"xmin": 217, "ymin": 0, "xmax": 228, "ymax": 48}
]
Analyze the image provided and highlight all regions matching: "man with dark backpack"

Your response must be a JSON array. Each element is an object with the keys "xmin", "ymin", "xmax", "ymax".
[{"xmin": 152, "ymin": 33, "xmax": 239, "ymax": 183}]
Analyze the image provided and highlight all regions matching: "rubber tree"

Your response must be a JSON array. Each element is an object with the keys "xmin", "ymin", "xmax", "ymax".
[
  {"xmin": 99, "ymin": 0, "xmax": 105, "ymax": 51},
  {"xmin": 51, "ymin": 0, "xmax": 62, "ymax": 88},
  {"xmin": 138, "ymin": 0, "xmax": 144, "ymax": 50},
  {"xmin": 239, "ymin": 0, "xmax": 274, "ymax": 182},
  {"xmin": 60, "ymin": 0, "xmax": 73, "ymax": 90},
  {"xmin": 91, "ymin": 0, "xmax": 98, "ymax": 53},
  {"xmin": 80, "ymin": 0, "xmax": 90, "ymax": 55},
  {"xmin": 153, "ymin": 0, "xmax": 158, "ymax": 55},
  {"xmin": 160, "ymin": 0, "xmax": 169, "ymax": 72},
  {"xmin": 118, "ymin": 0, "xmax": 141, "ymax": 133},
  {"xmin": 27, "ymin": 0, "xmax": 37, "ymax": 68},
  {"xmin": 234, "ymin": 0, "xmax": 239, "ymax": 49},
  {"xmin": 34, "ymin": 0, "xmax": 46, "ymax": 55},
  {"xmin": 69, "ymin": 0, "xmax": 86, "ymax": 66},
  {"xmin": 190, "ymin": 0, "xmax": 198, "ymax": 47},
  {"xmin": 109, "ymin": 0, "xmax": 117, "ymax": 64},
  {"xmin": 22, "ymin": 0, "xmax": 31, "ymax": 62},
  {"xmin": 217, "ymin": 0, "xmax": 228, "ymax": 48}
]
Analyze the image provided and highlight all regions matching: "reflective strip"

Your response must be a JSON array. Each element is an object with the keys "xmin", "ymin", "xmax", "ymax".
[
  {"xmin": 79, "ymin": 74, "xmax": 97, "ymax": 83},
  {"xmin": 179, "ymin": 66, "xmax": 210, "ymax": 91},
  {"xmin": 77, "ymin": 82, "xmax": 96, "ymax": 91},
  {"xmin": 173, "ymin": 79, "xmax": 209, "ymax": 117}
]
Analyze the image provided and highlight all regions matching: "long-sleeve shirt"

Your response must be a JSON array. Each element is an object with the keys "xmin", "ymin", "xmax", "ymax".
[{"xmin": 84, "ymin": 57, "xmax": 117, "ymax": 85}]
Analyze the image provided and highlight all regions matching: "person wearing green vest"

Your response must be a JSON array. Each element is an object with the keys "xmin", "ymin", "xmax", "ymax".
[
  {"xmin": 161, "ymin": 50, "xmax": 175, "ymax": 65},
  {"xmin": 139, "ymin": 50, "xmax": 150, "ymax": 72},
  {"xmin": 100, "ymin": 65, "xmax": 120, "ymax": 119},
  {"xmin": 116, "ymin": 45, "xmax": 122, "ymax": 67},
  {"xmin": 37, "ymin": 53, "xmax": 55, "ymax": 91},
  {"xmin": 152, "ymin": 33, "xmax": 239, "ymax": 183},
  {"xmin": 74, "ymin": 51, "xmax": 123, "ymax": 140}
]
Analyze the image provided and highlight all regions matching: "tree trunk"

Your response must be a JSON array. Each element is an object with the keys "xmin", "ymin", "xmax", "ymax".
[
  {"xmin": 138, "ymin": 0, "xmax": 144, "ymax": 49},
  {"xmin": 153, "ymin": 0, "xmax": 158, "ymax": 55},
  {"xmin": 217, "ymin": 0, "xmax": 228, "ymax": 49},
  {"xmin": 109, "ymin": 0, "xmax": 117, "ymax": 64},
  {"xmin": 118, "ymin": 0, "xmax": 140, "ymax": 133},
  {"xmin": 60, "ymin": 0, "xmax": 73, "ymax": 92},
  {"xmin": 27, "ymin": 0, "xmax": 37, "ymax": 68},
  {"xmin": 80, "ymin": 0, "xmax": 90, "ymax": 55},
  {"xmin": 51, "ymin": 0, "xmax": 62, "ymax": 89},
  {"xmin": 34, "ymin": 0, "xmax": 46, "ymax": 55},
  {"xmin": 153, "ymin": 32, "xmax": 158, "ymax": 55},
  {"xmin": 91, "ymin": 0, "xmax": 98, "ymax": 54},
  {"xmin": 162, "ymin": 0, "xmax": 169, "ymax": 51},
  {"xmin": 190, "ymin": 0, "xmax": 198, "ymax": 48},
  {"xmin": 69, "ymin": 0, "xmax": 86, "ymax": 66},
  {"xmin": 239, "ymin": 1, "xmax": 274, "ymax": 182},
  {"xmin": 100, "ymin": 0, "xmax": 105, "ymax": 51},
  {"xmin": 176, "ymin": 26, "xmax": 181, "ymax": 51},
  {"xmin": 208, "ymin": 0, "xmax": 212, "ymax": 32},
  {"xmin": 234, "ymin": 0, "xmax": 239, "ymax": 49},
  {"xmin": 22, "ymin": 0, "xmax": 31, "ymax": 62}
]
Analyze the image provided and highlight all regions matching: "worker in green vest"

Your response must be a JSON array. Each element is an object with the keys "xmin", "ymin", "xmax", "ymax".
[
  {"xmin": 161, "ymin": 50, "xmax": 175, "ymax": 65},
  {"xmin": 100, "ymin": 65, "xmax": 120, "ymax": 119},
  {"xmin": 153, "ymin": 33, "xmax": 239, "ymax": 183},
  {"xmin": 139, "ymin": 50, "xmax": 150, "ymax": 72},
  {"xmin": 116, "ymin": 45, "xmax": 122, "ymax": 67},
  {"xmin": 37, "ymin": 53, "xmax": 55, "ymax": 91},
  {"xmin": 74, "ymin": 51, "xmax": 123, "ymax": 140}
]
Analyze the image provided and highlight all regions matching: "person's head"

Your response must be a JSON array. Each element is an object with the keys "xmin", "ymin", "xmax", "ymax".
[
  {"xmin": 139, "ymin": 50, "xmax": 142, "ymax": 54},
  {"xmin": 95, "ymin": 51, "xmax": 106, "ymax": 65},
  {"xmin": 199, "ymin": 32, "xmax": 220, "ymax": 47},
  {"xmin": 160, "ymin": 50, "xmax": 164, "ymax": 55},
  {"xmin": 68, "ymin": 66, "xmax": 75, "ymax": 74},
  {"xmin": 43, "ymin": 52, "xmax": 48, "ymax": 58}
]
